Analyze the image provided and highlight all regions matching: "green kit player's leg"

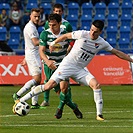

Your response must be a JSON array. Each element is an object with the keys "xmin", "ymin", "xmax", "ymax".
[
  {"xmin": 44, "ymin": 90, "xmax": 50, "ymax": 102},
  {"xmin": 61, "ymin": 85, "xmax": 77, "ymax": 110},
  {"xmin": 54, "ymin": 84, "xmax": 65, "ymax": 110},
  {"xmin": 43, "ymin": 80, "xmax": 50, "ymax": 103},
  {"xmin": 57, "ymin": 91, "xmax": 66, "ymax": 110},
  {"xmin": 40, "ymin": 80, "xmax": 50, "ymax": 106},
  {"xmin": 65, "ymin": 87, "xmax": 77, "ymax": 110},
  {"xmin": 57, "ymin": 87, "xmax": 75, "ymax": 110},
  {"xmin": 55, "ymin": 87, "xmax": 83, "ymax": 119},
  {"xmin": 65, "ymin": 88, "xmax": 83, "ymax": 119},
  {"xmin": 41, "ymin": 65, "xmax": 52, "ymax": 107},
  {"xmin": 55, "ymin": 85, "xmax": 73, "ymax": 110},
  {"xmin": 55, "ymin": 91, "xmax": 65, "ymax": 119}
]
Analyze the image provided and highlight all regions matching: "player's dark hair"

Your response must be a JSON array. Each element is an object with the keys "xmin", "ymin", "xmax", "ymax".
[
  {"xmin": 31, "ymin": 8, "xmax": 40, "ymax": 13},
  {"xmin": 92, "ymin": 20, "xmax": 104, "ymax": 31},
  {"xmin": 48, "ymin": 13, "xmax": 61, "ymax": 23},
  {"xmin": 53, "ymin": 3, "xmax": 64, "ymax": 11}
]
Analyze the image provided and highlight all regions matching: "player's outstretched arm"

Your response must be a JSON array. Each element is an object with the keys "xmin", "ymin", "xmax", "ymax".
[{"xmin": 111, "ymin": 48, "xmax": 133, "ymax": 63}]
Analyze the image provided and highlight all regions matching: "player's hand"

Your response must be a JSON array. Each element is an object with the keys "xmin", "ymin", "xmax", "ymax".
[
  {"xmin": 49, "ymin": 41, "xmax": 56, "ymax": 53},
  {"xmin": 21, "ymin": 58, "xmax": 27, "ymax": 66},
  {"xmin": 49, "ymin": 45, "xmax": 56, "ymax": 53},
  {"xmin": 46, "ymin": 60, "xmax": 57, "ymax": 70}
]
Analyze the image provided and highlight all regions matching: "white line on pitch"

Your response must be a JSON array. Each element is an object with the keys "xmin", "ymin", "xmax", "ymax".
[
  {"xmin": 0, "ymin": 124, "xmax": 132, "ymax": 128},
  {"xmin": 0, "ymin": 110, "xmax": 132, "ymax": 117}
]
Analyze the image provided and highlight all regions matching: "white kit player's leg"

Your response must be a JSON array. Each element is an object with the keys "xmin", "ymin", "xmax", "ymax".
[
  {"xmin": 93, "ymin": 89, "xmax": 103, "ymax": 115},
  {"xmin": 93, "ymin": 89, "xmax": 104, "ymax": 121},
  {"xmin": 31, "ymin": 86, "xmax": 39, "ymax": 105},
  {"xmin": 75, "ymin": 69, "xmax": 104, "ymax": 121},
  {"xmin": 20, "ymin": 85, "xmax": 44, "ymax": 102},
  {"xmin": 12, "ymin": 84, "xmax": 44, "ymax": 114},
  {"xmin": 17, "ymin": 79, "xmax": 37, "ymax": 96},
  {"xmin": 19, "ymin": 79, "xmax": 57, "ymax": 103},
  {"xmin": 12, "ymin": 79, "xmax": 37, "ymax": 101}
]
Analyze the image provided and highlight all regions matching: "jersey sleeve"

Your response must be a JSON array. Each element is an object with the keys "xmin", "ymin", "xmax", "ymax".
[
  {"xmin": 28, "ymin": 26, "xmax": 39, "ymax": 39},
  {"xmin": 65, "ymin": 22, "xmax": 73, "ymax": 32},
  {"xmin": 71, "ymin": 30, "xmax": 83, "ymax": 39},
  {"xmin": 102, "ymin": 38, "xmax": 114, "ymax": 51},
  {"xmin": 72, "ymin": 30, "xmax": 91, "ymax": 40},
  {"xmin": 44, "ymin": 21, "xmax": 49, "ymax": 30},
  {"xmin": 104, "ymin": 42, "xmax": 113, "ymax": 51},
  {"xmin": 39, "ymin": 31, "xmax": 48, "ymax": 46}
]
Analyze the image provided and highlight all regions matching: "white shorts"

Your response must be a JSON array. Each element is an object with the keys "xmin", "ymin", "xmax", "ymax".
[
  {"xmin": 26, "ymin": 57, "xmax": 42, "ymax": 76},
  {"xmin": 50, "ymin": 64, "xmax": 94, "ymax": 86}
]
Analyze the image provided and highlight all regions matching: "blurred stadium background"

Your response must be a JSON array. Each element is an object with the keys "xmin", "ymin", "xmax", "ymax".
[{"xmin": 0, "ymin": 0, "xmax": 133, "ymax": 55}]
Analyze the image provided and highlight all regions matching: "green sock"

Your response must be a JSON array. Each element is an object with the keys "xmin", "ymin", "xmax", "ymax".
[
  {"xmin": 65, "ymin": 88, "xmax": 77, "ymax": 110},
  {"xmin": 68, "ymin": 86, "xmax": 72, "ymax": 100},
  {"xmin": 57, "ymin": 92, "xmax": 66, "ymax": 110},
  {"xmin": 44, "ymin": 90, "xmax": 50, "ymax": 102}
]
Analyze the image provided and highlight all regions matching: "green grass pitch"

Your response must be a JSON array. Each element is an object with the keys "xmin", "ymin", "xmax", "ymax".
[{"xmin": 0, "ymin": 85, "xmax": 132, "ymax": 133}]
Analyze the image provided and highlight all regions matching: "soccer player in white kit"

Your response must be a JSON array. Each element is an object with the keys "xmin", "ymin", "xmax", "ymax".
[
  {"xmin": 13, "ymin": 20, "xmax": 133, "ymax": 120},
  {"xmin": 12, "ymin": 8, "xmax": 42, "ymax": 109}
]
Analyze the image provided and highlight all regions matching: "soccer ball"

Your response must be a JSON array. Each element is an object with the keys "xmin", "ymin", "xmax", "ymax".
[{"xmin": 15, "ymin": 102, "xmax": 30, "ymax": 116}]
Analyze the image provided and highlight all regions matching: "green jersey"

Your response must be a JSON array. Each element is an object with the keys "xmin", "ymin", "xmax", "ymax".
[
  {"xmin": 39, "ymin": 28, "xmax": 70, "ymax": 64},
  {"xmin": 44, "ymin": 18, "xmax": 73, "ymax": 32}
]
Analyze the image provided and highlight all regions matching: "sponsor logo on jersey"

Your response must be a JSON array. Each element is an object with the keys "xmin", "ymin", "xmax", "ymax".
[
  {"xmin": 81, "ymin": 47, "xmax": 95, "ymax": 55},
  {"xmin": 53, "ymin": 43, "xmax": 62, "ymax": 52}
]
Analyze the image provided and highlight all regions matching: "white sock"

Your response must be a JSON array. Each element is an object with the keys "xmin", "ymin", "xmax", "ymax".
[
  {"xmin": 93, "ymin": 89, "xmax": 103, "ymax": 116},
  {"xmin": 31, "ymin": 86, "xmax": 38, "ymax": 105},
  {"xmin": 20, "ymin": 85, "xmax": 44, "ymax": 102},
  {"xmin": 17, "ymin": 79, "xmax": 37, "ymax": 96}
]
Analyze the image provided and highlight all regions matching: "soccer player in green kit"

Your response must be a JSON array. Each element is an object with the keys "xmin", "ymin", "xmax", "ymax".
[
  {"xmin": 40, "ymin": 3, "xmax": 74, "ymax": 107},
  {"xmin": 44, "ymin": 3, "xmax": 72, "ymax": 32},
  {"xmin": 39, "ymin": 13, "xmax": 82, "ymax": 119}
]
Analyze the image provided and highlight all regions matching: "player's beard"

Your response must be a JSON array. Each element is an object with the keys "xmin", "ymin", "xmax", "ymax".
[{"xmin": 33, "ymin": 21, "xmax": 39, "ymax": 27}]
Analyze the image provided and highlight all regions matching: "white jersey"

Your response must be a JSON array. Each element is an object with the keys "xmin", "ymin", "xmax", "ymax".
[
  {"xmin": 24, "ymin": 20, "xmax": 39, "ymax": 59},
  {"xmin": 50, "ymin": 30, "xmax": 113, "ymax": 84},
  {"xmin": 61, "ymin": 30, "xmax": 113, "ymax": 68},
  {"xmin": 23, "ymin": 20, "xmax": 42, "ymax": 76}
]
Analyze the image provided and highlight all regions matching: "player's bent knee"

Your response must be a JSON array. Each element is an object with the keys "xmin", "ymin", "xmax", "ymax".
[
  {"xmin": 89, "ymin": 78, "xmax": 101, "ymax": 89},
  {"xmin": 91, "ymin": 82, "xmax": 101, "ymax": 89}
]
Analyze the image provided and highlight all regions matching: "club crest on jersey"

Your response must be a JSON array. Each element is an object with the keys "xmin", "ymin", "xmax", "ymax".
[{"xmin": 95, "ymin": 43, "xmax": 99, "ymax": 48}]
